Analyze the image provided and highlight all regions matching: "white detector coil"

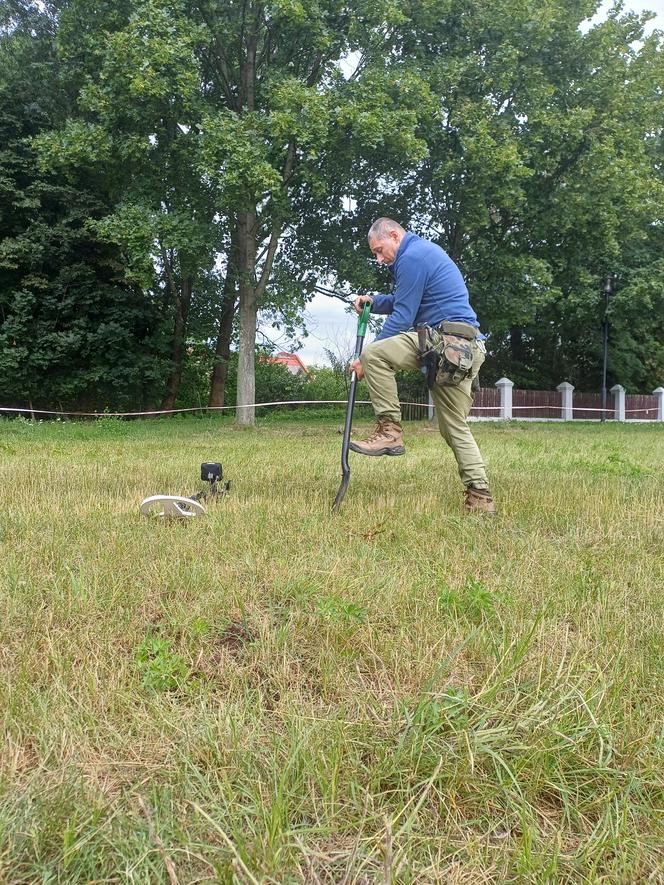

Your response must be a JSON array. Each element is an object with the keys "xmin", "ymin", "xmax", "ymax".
[{"xmin": 139, "ymin": 495, "xmax": 206, "ymax": 518}]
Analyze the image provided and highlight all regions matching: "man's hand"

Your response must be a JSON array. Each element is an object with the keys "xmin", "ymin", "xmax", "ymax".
[
  {"xmin": 349, "ymin": 359, "xmax": 364, "ymax": 381},
  {"xmin": 353, "ymin": 294, "xmax": 373, "ymax": 315}
]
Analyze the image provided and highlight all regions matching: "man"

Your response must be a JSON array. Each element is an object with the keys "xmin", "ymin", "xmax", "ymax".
[{"xmin": 349, "ymin": 217, "xmax": 495, "ymax": 515}]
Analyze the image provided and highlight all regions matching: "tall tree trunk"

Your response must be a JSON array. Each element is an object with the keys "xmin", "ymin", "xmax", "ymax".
[
  {"xmin": 235, "ymin": 210, "xmax": 257, "ymax": 426},
  {"xmin": 449, "ymin": 222, "xmax": 463, "ymax": 262},
  {"xmin": 235, "ymin": 21, "xmax": 260, "ymax": 426},
  {"xmin": 233, "ymin": 19, "xmax": 291, "ymax": 425},
  {"xmin": 208, "ymin": 289, "xmax": 237, "ymax": 409},
  {"xmin": 209, "ymin": 230, "xmax": 238, "ymax": 408},
  {"xmin": 162, "ymin": 267, "xmax": 193, "ymax": 411},
  {"xmin": 510, "ymin": 327, "xmax": 525, "ymax": 364}
]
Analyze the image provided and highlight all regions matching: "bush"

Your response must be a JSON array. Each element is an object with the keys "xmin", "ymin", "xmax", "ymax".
[
  {"xmin": 176, "ymin": 348, "xmax": 306, "ymax": 411},
  {"xmin": 302, "ymin": 367, "xmax": 350, "ymax": 402},
  {"xmin": 175, "ymin": 350, "xmax": 426, "ymax": 416}
]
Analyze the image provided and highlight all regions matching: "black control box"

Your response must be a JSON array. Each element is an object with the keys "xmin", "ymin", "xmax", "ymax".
[{"xmin": 201, "ymin": 462, "xmax": 222, "ymax": 482}]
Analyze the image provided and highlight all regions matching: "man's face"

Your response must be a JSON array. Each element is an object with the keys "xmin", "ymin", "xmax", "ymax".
[{"xmin": 368, "ymin": 231, "xmax": 401, "ymax": 266}]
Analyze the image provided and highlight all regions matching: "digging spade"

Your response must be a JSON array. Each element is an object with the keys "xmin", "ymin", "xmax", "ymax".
[{"xmin": 332, "ymin": 302, "xmax": 371, "ymax": 513}]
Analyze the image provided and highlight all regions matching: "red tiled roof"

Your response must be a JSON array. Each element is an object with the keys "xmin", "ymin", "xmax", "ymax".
[{"xmin": 262, "ymin": 352, "xmax": 309, "ymax": 373}]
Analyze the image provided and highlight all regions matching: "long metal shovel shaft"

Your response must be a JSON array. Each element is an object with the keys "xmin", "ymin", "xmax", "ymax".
[{"xmin": 332, "ymin": 304, "xmax": 371, "ymax": 513}]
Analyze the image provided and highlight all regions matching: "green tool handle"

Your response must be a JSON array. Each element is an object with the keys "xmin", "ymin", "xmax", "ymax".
[
  {"xmin": 331, "ymin": 301, "xmax": 372, "ymax": 513},
  {"xmin": 357, "ymin": 301, "xmax": 371, "ymax": 337}
]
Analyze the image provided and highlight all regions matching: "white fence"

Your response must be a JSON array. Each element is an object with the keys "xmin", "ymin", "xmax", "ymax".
[{"xmin": 423, "ymin": 381, "xmax": 664, "ymax": 422}]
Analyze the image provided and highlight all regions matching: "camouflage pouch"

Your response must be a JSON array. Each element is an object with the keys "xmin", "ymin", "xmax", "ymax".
[
  {"xmin": 419, "ymin": 327, "xmax": 474, "ymax": 386},
  {"xmin": 437, "ymin": 333, "xmax": 474, "ymax": 386},
  {"xmin": 418, "ymin": 326, "xmax": 476, "ymax": 388}
]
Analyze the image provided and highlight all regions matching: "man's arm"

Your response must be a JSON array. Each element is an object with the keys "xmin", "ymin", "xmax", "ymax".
[
  {"xmin": 369, "ymin": 293, "xmax": 394, "ymax": 314},
  {"xmin": 353, "ymin": 293, "xmax": 394, "ymax": 315},
  {"xmin": 374, "ymin": 256, "xmax": 427, "ymax": 340}
]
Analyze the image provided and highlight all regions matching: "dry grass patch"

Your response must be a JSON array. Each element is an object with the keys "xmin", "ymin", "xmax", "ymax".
[{"xmin": 1, "ymin": 415, "xmax": 663, "ymax": 882}]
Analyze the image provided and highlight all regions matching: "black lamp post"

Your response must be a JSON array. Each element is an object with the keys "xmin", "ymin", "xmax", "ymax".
[{"xmin": 601, "ymin": 273, "xmax": 615, "ymax": 423}]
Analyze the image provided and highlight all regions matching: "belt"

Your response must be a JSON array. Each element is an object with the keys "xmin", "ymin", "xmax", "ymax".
[{"xmin": 438, "ymin": 320, "xmax": 479, "ymax": 340}]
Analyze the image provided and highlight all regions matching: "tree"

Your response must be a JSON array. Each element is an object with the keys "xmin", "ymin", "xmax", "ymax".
[
  {"xmin": 35, "ymin": 0, "xmax": 227, "ymax": 410},
  {"xmin": 288, "ymin": 0, "xmax": 664, "ymax": 391},
  {"xmin": 31, "ymin": 0, "xmax": 431, "ymax": 421},
  {"xmin": 0, "ymin": 1, "xmax": 168, "ymax": 410},
  {"xmin": 6, "ymin": 0, "xmax": 662, "ymax": 407},
  {"xmin": 193, "ymin": 0, "xmax": 432, "ymax": 423}
]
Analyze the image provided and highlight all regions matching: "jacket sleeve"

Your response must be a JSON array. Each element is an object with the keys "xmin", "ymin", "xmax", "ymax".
[
  {"xmin": 374, "ymin": 254, "xmax": 427, "ymax": 341},
  {"xmin": 370, "ymin": 293, "xmax": 394, "ymax": 314}
]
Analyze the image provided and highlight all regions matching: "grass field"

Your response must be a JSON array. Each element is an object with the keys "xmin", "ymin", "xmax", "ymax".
[{"xmin": 1, "ymin": 414, "xmax": 663, "ymax": 883}]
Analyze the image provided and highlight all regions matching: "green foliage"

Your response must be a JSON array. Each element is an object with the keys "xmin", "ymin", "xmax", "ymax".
[
  {"xmin": 252, "ymin": 357, "xmax": 306, "ymax": 405},
  {"xmin": 15, "ymin": 0, "xmax": 438, "ymax": 413},
  {"xmin": 315, "ymin": 595, "xmax": 367, "ymax": 623},
  {"xmin": 302, "ymin": 366, "xmax": 349, "ymax": 402},
  {"xmin": 135, "ymin": 635, "xmax": 188, "ymax": 692},
  {"xmin": 290, "ymin": 0, "xmax": 664, "ymax": 392},
  {"xmin": 0, "ymin": 5, "xmax": 170, "ymax": 409},
  {"xmin": 177, "ymin": 346, "xmax": 311, "ymax": 409},
  {"xmin": 175, "ymin": 349, "xmax": 380, "ymax": 411},
  {"xmin": 437, "ymin": 577, "xmax": 503, "ymax": 624},
  {"xmin": 2, "ymin": 0, "xmax": 664, "ymax": 414},
  {"xmin": 400, "ymin": 687, "xmax": 472, "ymax": 739}
]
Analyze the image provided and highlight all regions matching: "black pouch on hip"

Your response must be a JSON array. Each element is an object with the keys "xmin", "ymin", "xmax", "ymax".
[{"xmin": 417, "ymin": 327, "xmax": 440, "ymax": 390}]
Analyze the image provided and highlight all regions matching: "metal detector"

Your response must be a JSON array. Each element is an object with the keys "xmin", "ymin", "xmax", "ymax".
[
  {"xmin": 332, "ymin": 303, "xmax": 371, "ymax": 513},
  {"xmin": 140, "ymin": 462, "xmax": 230, "ymax": 518}
]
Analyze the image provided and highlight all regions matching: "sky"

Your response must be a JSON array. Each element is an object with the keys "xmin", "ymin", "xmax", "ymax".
[{"xmin": 260, "ymin": 1, "xmax": 664, "ymax": 368}]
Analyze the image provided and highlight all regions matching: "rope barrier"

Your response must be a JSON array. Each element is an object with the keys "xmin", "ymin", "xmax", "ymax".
[
  {"xmin": 0, "ymin": 400, "xmax": 363, "ymax": 418},
  {"xmin": 0, "ymin": 400, "xmax": 659, "ymax": 418}
]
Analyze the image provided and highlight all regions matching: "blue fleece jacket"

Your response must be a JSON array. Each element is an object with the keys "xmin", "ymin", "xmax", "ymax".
[{"xmin": 371, "ymin": 232, "xmax": 480, "ymax": 341}]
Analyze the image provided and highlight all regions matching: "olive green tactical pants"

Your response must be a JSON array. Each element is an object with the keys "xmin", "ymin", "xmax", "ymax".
[{"xmin": 360, "ymin": 331, "xmax": 489, "ymax": 489}]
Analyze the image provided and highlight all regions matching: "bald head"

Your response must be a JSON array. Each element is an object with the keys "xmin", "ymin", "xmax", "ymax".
[
  {"xmin": 367, "ymin": 218, "xmax": 406, "ymax": 241},
  {"xmin": 367, "ymin": 217, "xmax": 406, "ymax": 266}
]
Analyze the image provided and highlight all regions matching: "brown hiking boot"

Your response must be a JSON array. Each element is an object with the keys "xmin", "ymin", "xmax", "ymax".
[
  {"xmin": 464, "ymin": 486, "xmax": 496, "ymax": 516},
  {"xmin": 349, "ymin": 418, "xmax": 405, "ymax": 457}
]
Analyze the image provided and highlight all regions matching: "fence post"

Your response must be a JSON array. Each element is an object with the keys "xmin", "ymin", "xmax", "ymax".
[
  {"xmin": 428, "ymin": 390, "xmax": 435, "ymax": 421},
  {"xmin": 610, "ymin": 384, "xmax": 625, "ymax": 421},
  {"xmin": 496, "ymin": 377, "xmax": 513, "ymax": 419},
  {"xmin": 653, "ymin": 387, "xmax": 664, "ymax": 421},
  {"xmin": 556, "ymin": 381, "xmax": 574, "ymax": 420}
]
